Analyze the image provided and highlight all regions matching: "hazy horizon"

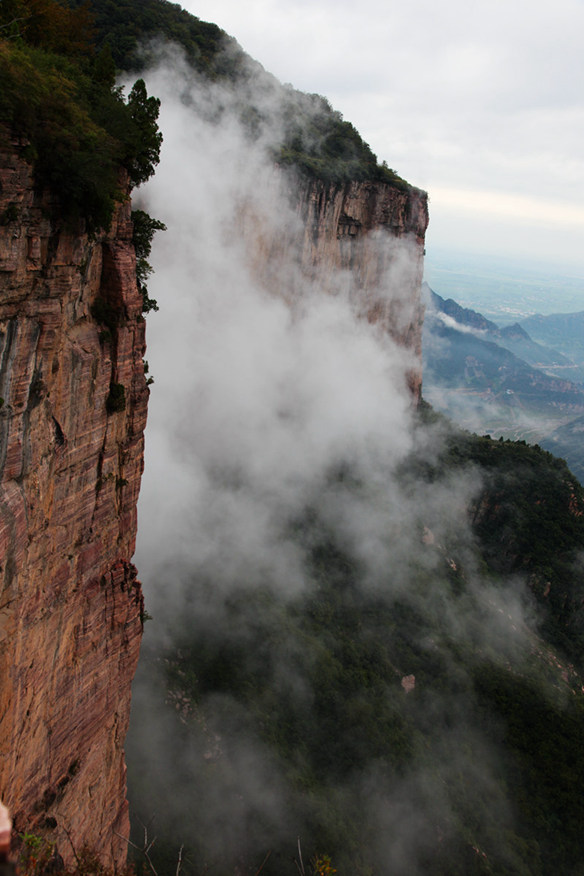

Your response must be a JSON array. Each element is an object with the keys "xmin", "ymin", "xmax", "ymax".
[{"xmin": 424, "ymin": 246, "xmax": 584, "ymax": 324}]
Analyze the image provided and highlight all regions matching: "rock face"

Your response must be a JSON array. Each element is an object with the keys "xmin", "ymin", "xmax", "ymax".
[
  {"xmin": 246, "ymin": 175, "xmax": 429, "ymax": 399},
  {"xmin": 0, "ymin": 138, "xmax": 148, "ymax": 866}
]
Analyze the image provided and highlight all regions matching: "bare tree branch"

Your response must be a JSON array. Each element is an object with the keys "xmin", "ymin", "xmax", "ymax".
[
  {"xmin": 295, "ymin": 837, "xmax": 306, "ymax": 876},
  {"xmin": 254, "ymin": 850, "xmax": 271, "ymax": 875},
  {"xmin": 175, "ymin": 844, "xmax": 184, "ymax": 876},
  {"xmin": 62, "ymin": 826, "xmax": 81, "ymax": 869},
  {"xmin": 113, "ymin": 827, "xmax": 158, "ymax": 876}
]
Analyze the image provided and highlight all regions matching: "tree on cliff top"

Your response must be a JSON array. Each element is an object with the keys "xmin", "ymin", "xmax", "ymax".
[
  {"xmin": 67, "ymin": 0, "xmax": 410, "ymax": 189},
  {"xmin": 0, "ymin": 0, "xmax": 162, "ymax": 229}
]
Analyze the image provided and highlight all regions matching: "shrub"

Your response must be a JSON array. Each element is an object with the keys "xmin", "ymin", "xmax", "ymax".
[
  {"xmin": 106, "ymin": 382, "xmax": 125, "ymax": 414},
  {"xmin": 132, "ymin": 209, "xmax": 166, "ymax": 313}
]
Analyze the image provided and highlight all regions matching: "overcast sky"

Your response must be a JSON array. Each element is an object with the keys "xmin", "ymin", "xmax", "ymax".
[{"xmin": 177, "ymin": 0, "xmax": 584, "ymax": 274}]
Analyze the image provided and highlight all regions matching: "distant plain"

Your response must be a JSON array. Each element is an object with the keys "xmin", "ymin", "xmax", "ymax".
[{"xmin": 424, "ymin": 249, "xmax": 584, "ymax": 325}]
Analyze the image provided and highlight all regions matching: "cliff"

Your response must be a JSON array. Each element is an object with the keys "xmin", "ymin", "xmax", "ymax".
[
  {"xmin": 297, "ymin": 178, "xmax": 428, "ymax": 399},
  {"xmin": 0, "ymin": 137, "xmax": 148, "ymax": 866},
  {"xmin": 246, "ymin": 175, "xmax": 429, "ymax": 399}
]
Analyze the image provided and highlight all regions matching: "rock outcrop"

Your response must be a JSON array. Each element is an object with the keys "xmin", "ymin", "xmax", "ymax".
[
  {"xmin": 245, "ymin": 175, "xmax": 429, "ymax": 399},
  {"xmin": 0, "ymin": 137, "xmax": 148, "ymax": 867}
]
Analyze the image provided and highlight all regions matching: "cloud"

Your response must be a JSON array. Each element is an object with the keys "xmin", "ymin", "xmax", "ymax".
[
  {"xmin": 126, "ymin": 45, "xmax": 547, "ymax": 873},
  {"xmin": 133, "ymin": 53, "xmax": 417, "ymax": 623},
  {"xmin": 430, "ymin": 185, "xmax": 584, "ymax": 228}
]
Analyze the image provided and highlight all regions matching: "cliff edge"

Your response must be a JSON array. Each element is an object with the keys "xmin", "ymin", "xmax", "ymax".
[
  {"xmin": 0, "ymin": 137, "xmax": 148, "ymax": 866},
  {"xmin": 297, "ymin": 178, "xmax": 428, "ymax": 399},
  {"xmin": 245, "ymin": 174, "xmax": 429, "ymax": 399}
]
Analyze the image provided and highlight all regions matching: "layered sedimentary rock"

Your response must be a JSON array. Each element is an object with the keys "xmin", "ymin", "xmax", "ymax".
[
  {"xmin": 245, "ymin": 175, "xmax": 429, "ymax": 399},
  {"xmin": 0, "ymin": 138, "xmax": 148, "ymax": 866},
  {"xmin": 0, "ymin": 127, "xmax": 427, "ymax": 868}
]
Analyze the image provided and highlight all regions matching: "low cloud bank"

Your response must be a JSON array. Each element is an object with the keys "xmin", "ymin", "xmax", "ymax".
[{"xmin": 127, "ymin": 51, "xmax": 545, "ymax": 875}]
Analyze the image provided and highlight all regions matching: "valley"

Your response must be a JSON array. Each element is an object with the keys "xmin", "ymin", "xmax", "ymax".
[{"xmin": 423, "ymin": 268, "xmax": 584, "ymax": 481}]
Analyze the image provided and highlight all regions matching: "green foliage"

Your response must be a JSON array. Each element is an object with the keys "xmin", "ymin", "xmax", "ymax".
[
  {"xmin": 124, "ymin": 79, "xmax": 163, "ymax": 187},
  {"xmin": 18, "ymin": 831, "xmax": 53, "ymax": 876},
  {"xmin": 131, "ymin": 418, "xmax": 584, "ymax": 875},
  {"xmin": 132, "ymin": 208, "xmax": 166, "ymax": 313},
  {"xmin": 67, "ymin": 0, "xmax": 247, "ymax": 78},
  {"xmin": 68, "ymin": 0, "xmax": 409, "ymax": 189},
  {"xmin": 0, "ymin": 1, "xmax": 162, "ymax": 229},
  {"xmin": 276, "ymin": 92, "xmax": 408, "ymax": 188},
  {"xmin": 0, "ymin": 0, "xmax": 94, "ymax": 57},
  {"xmin": 105, "ymin": 382, "xmax": 125, "ymax": 414},
  {"xmin": 432, "ymin": 428, "xmax": 584, "ymax": 663},
  {"xmin": 474, "ymin": 663, "xmax": 584, "ymax": 873},
  {"xmin": 0, "ymin": 41, "xmax": 115, "ymax": 228},
  {"xmin": 311, "ymin": 853, "xmax": 337, "ymax": 876},
  {"xmin": 17, "ymin": 829, "xmax": 136, "ymax": 876}
]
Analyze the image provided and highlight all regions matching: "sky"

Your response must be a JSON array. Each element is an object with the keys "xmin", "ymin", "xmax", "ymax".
[{"xmin": 177, "ymin": 0, "xmax": 584, "ymax": 274}]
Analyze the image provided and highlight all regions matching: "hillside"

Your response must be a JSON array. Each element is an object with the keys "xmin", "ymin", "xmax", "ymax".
[
  {"xmin": 423, "ymin": 288, "xmax": 584, "ymax": 452},
  {"xmin": 540, "ymin": 414, "xmax": 584, "ymax": 484},
  {"xmin": 521, "ymin": 311, "xmax": 584, "ymax": 368},
  {"xmin": 68, "ymin": 0, "xmax": 410, "ymax": 189},
  {"xmin": 129, "ymin": 411, "xmax": 584, "ymax": 876}
]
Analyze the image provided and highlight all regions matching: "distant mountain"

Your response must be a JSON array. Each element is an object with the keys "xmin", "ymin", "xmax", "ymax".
[
  {"xmin": 423, "ymin": 289, "xmax": 584, "ymax": 480},
  {"xmin": 521, "ymin": 311, "xmax": 584, "ymax": 369},
  {"xmin": 424, "ymin": 289, "xmax": 584, "ymax": 418},
  {"xmin": 540, "ymin": 414, "xmax": 584, "ymax": 484},
  {"xmin": 428, "ymin": 289, "xmax": 498, "ymax": 332},
  {"xmin": 496, "ymin": 322, "xmax": 582, "ymax": 377},
  {"xmin": 427, "ymin": 288, "xmax": 577, "ymax": 374}
]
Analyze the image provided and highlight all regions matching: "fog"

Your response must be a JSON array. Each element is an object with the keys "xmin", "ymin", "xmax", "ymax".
[
  {"xmin": 133, "ymin": 54, "xmax": 418, "ymax": 619},
  {"xmin": 127, "ymin": 50, "xmax": 542, "ymax": 875}
]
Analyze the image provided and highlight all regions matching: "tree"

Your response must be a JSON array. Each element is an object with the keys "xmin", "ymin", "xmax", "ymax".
[{"xmin": 125, "ymin": 78, "xmax": 163, "ymax": 187}]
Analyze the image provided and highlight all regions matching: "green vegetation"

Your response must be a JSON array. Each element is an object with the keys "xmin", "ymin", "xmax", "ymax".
[
  {"xmin": 277, "ymin": 92, "xmax": 408, "ymax": 187},
  {"xmin": 17, "ymin": 829, "xmax": 136, "ymax": 876},
  {"xmin": 68, "ymin": 0, "xmax": 244, "ymax": 78},
  {"xmin": 69, "ymin": 0, "xmax": 409, "ymax": 189},
  {"xmin": 474, "ymin": 663, "xmax": 584, "ymax": 874},
  {"xmin": 128, "ymin": 411, "xmax": 584, "ymax": 875},
  {"xmin": 0, "ymin": 0, "xmax": 162, "ymax": 229},
  {"xmin": 432, "ymin": 428, "xmax": 584, "ymax": 663},
  {"xmin": 132, "ymin": 209, "xmax": 166, "ymax": 313},
  {"xmin": 105, "ymin": 382, "xmax": 125, "ymax": 413}
]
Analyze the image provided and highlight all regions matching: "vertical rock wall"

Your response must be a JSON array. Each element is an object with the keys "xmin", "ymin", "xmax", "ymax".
[
  {"xmin": 0, "ymin": 139, "xmax": 148, "ymax": 866},
  {"xmin": 245, "ymin": 174, "xmax": 429, "ymax": 399}
]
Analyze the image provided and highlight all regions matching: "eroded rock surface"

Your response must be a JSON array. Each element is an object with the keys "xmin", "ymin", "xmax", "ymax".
[
  {"xmin": 0, "ymin": 138, "xmax": 148, "ymax": 867},
  {"xmin": 245, "ymin": 174, "xmax": 429, "ymax": 399}
]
